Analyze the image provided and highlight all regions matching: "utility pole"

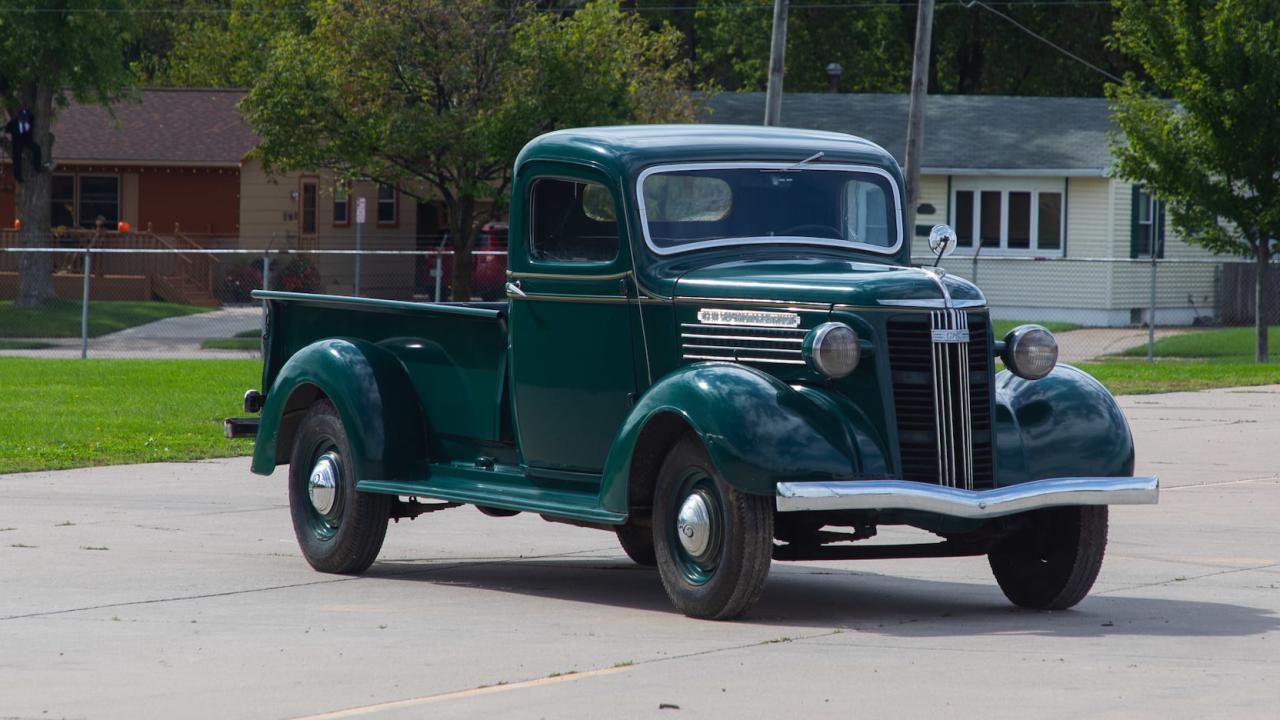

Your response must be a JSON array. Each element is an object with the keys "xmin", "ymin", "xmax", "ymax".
[
  {"xmin": 764, "ymin": 0, "xmax": 789, "ymax": 126},
  {"xmin": 903, "ymin": 0, "xmax": 936, "ymax": 237}
]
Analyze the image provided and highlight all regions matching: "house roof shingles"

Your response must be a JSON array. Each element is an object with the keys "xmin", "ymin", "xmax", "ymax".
[
  {"xmin": 51, "ymin": 88, "xmax": 255, "ymax": 166},
  {"xmin": 703, "ymin": 93, "xmax": 1115, "ymax": 175}
]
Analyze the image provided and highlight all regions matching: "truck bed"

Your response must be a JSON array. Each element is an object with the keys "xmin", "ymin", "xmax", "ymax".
[{"xmin": 257, "ymin": 291, "xmax": 510, "ymax": 443}]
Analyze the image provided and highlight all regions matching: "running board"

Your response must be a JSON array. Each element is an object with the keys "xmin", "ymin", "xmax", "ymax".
[
  {"xmin": 357, "ymin": 464, "xmax": 624, "ymax": 525},
  {"xmin": 774, "ymin": 540, "xmax": 990, "ymax": 562}
]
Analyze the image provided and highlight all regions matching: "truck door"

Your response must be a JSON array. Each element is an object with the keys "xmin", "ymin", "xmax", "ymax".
[{"xmin": 507, "ymin": 166, "xmax": 639, "ymax": 473}]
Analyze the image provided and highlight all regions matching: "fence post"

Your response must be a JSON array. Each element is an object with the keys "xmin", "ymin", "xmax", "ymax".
[
  {"xmin": 80, "ymin": 249, "xmax": 91, "ymax": 359},
  {"xmin": 433, "ymin": 254, "xmax": 442, "ymax": 303},
  {"xmin": 354, "ymin": 221, "xmax": 363, "ymax": 297}
]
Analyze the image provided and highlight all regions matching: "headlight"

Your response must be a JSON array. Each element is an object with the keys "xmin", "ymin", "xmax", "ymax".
[
  {"xmin": 1002, "ymin": 324, "xmax": 1058, "ymax": 380},
  {"xmin": 803, "ymin": 322, "xmax": 860, "ymax": 379}
]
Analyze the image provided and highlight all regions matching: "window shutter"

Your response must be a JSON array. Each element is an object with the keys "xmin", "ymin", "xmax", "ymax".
[
  {"xmin": 1155, "ymin": 201, "xmax": 1166, "ymax": 259},
  {"xmin": 1129, "ymin": 184, "xmax": 1142, "ymax": 259}
]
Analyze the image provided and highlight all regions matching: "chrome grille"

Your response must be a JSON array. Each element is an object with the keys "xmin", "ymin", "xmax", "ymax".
[
  {"xmin": 887, "ymin": 311, "xmax": 994, "ymax": 490},
  {"xmin": 680, "ymin": 323, "xmax": 806, "ymax": 365}
]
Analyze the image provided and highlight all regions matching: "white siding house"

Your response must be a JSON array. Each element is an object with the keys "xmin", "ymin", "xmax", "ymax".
[{"xmin": 705, "ymin": 93, "xmax": 1220, "ymax": 326}]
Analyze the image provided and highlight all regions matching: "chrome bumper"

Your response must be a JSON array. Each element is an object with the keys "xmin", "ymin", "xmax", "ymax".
[{"xmin": 775, "ymin": 476, "xmax": 1159, "ymax": 518}]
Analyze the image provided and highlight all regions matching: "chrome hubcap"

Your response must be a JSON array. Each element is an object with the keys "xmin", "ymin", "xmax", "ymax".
[
  {"xmin": 308, "ymin": 452, "xmax": 340, "ymax": 517},
  {"xmin": 676, "ymin": 492, "xmax": 713, "ymax": 559}
]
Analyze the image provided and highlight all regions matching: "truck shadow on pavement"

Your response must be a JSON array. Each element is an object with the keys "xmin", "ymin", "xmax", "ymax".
[{"xmin": 366, "ymin": 556, "xmax": 1280, "ymax": 638}]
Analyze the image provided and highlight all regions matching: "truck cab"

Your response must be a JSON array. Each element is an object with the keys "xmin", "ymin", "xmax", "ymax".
[{"xmin": 237, "ymin": 126, "xmax": 1157, "ymax": 619}]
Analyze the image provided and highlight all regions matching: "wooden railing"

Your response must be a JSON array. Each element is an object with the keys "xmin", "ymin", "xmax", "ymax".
[{"xmin": 0, "ymin": 224, "xmax": 223, "ymax": 305}]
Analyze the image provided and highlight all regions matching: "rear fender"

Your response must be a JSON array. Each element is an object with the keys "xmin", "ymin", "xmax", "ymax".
[
  {"xmin": 250, "ymin": 338, "xmax": 427, "ymax": 480},
  {"xmin": 599, "ymin": 362, "xmax": 889, "ymax": 516}
]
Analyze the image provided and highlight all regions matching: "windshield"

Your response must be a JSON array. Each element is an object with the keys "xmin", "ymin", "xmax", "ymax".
[{"xmin": 637, "ymin": 163, "xmax": 900, "ymax": 255}]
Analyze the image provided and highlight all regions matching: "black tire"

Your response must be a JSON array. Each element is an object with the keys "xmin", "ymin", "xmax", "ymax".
[
  {"xmin": 988, "ymin": 505, "xmax": 1108, "ymax": 610},
  {"xmin": 615, "ymin": 524, "xmax": 657, "ymax": 566},
  {"xmin": 288, "ymin": 400, "xmax": 391, "ymax": 574},
  {"xmin": 652, "ymin": 434, "xmax": 773, "ymax": 620}
]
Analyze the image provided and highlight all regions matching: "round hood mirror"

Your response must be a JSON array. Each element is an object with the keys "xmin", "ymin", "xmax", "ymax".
[{"xmin": 928, "ymin": 224, "xmax": 958, "ymax": 262}]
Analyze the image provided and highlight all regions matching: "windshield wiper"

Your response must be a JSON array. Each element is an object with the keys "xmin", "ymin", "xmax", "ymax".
[{"xmin": 770, "ymin": 151, "xmax": 824, "ymax": 172}]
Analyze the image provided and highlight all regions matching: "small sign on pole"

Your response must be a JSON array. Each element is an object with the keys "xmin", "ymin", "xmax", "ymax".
[{"xmin": 355, "ymin": 196, "xmax": 367, "ymax": 225}]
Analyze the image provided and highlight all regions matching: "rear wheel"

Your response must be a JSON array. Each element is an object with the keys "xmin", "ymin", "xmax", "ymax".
[
  {"xmin": 288, "ymin": 400, "xmax": 390, "ymax": 574},
  {"xmin": 653, "ymin": 434, "xmax": 773, "ymax": 620},
  {"xmin": 615, "ymin": 524, "xmax": 656, "ymax": 566},
  {"xmin": 988, "ymin": 506, "xmax": 1108, "ymax": 610}
]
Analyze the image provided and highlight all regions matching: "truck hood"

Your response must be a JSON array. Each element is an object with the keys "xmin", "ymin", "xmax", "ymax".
[{"xmin": 672, "ymin": 257, "xmax": 984, "ymax": 308}]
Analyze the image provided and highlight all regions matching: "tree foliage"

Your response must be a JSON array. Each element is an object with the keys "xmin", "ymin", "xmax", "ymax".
[
  {"xmin": 243, "ymin": 0, "xmax": 694, "ymax": 298},
  {"xmin": 1108, "ymin": 0, "xmax": 1280, "ymax": 362},
  {"xmin": 144, "ymin": 0, "xmax": 311, "ymax": 87},
  {"xmin": 0, "ymin": 1, "xmax": 143, "ymax": 305}
]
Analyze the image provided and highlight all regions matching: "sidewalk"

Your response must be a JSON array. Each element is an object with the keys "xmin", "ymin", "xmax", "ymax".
[
  {"xmin": 1055, "ymin": 326, "xmax": 1194, "ymax": 363},
  {"xmin": 0, "ymin": 306, "xmax": 263, "ymax": 359}
]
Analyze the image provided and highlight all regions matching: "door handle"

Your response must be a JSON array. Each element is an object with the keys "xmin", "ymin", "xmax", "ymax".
[{"xmin": 505, "ymin": 281, "xmax": 526, "ymax": 298}]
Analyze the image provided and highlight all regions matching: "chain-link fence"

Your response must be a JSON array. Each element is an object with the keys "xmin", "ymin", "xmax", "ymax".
[{"xmin": 1, "ymin": 244, "xmax": 1275, "ymax": 362}]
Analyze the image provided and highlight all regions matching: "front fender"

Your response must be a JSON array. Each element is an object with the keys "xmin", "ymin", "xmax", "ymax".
[
  {"xmin": 599, "ymin": 362, "xmax": 890, "ymax": 515},
  {"xmin": 250, "ymin": 338, "xmax": 427, "ymax": 480},
  {"xmin": 994, "ymin": 364, "xmax": 1135, "ymax": 486}
]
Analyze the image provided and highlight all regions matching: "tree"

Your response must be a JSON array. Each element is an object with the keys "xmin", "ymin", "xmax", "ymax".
[
  {"xmin": 1109, "ymin": 0, "xmax": 1280, "ymax": 362},
  {"xmin": 243, "ymin": 0, "xmax": 694, "ymax": 299},
  {"xmin": 0, "ymin": 2, "xmax": 141, "ymax": 306},
  {"xmin": 142, "ymin": 0, "xmax": 311, "ymax": 87}
]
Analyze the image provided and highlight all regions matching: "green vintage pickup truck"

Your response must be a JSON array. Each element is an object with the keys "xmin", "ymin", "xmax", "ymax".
[{"xmin": 232, "ymin": 126, "xmax": 1157, "ymax": 619}]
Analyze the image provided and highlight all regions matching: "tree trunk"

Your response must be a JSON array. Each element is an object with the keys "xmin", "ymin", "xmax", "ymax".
[
  {"xmin": 14, "ymin": 84, "xmax": 57, "ymax": 307},
  {"xmin": 1256, "ymin": 240, "xmax": 1271, "ymax": 363},
  {"xmin": 448, "ymin": 193, "xmax": 477, "ymax": 302}
]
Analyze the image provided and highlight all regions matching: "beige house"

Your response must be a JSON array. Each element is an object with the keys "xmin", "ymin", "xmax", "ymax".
[{"xmin": 707, "ymin": 93, "xmax": 1220, "ymax": 326}]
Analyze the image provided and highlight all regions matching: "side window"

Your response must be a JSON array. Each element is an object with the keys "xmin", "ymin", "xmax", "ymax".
[{"xmin": 529, "ymin": 177, "xmax": 619, "ymax": 263}]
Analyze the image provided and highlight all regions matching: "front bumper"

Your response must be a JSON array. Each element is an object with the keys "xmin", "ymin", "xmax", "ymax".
[{"xmin": 775, "ymin": 476, "xmax": 1159, "ymax": 518}]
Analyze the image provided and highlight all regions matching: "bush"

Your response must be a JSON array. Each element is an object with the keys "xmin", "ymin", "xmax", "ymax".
[
  {"xmin": 220, "ymin": 260, "xmax": 263, "ymax": 303},
  {"xmin": 274, "ymin": 255, "xmax": 322, "ymax": 293}
]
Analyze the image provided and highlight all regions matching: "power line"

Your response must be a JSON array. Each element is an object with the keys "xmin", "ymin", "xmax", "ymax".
[{"xmin": 959, "ymin": 0, "xmax": 1123, "ymax": 83}]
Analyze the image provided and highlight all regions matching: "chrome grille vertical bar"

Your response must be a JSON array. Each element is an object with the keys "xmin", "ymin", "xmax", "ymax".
[
  {"xmin": 930, "ymin": 311, "xmax": 946, "ymax": 486},
  {"xmin": 957, "ymin": 310, "xmax": 974, "ymax": 490}
]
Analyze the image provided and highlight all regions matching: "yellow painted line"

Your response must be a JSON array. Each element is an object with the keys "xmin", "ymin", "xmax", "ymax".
[{"xmin": 291, "ymin": 666, "xmax": 632, "ymax": 720}]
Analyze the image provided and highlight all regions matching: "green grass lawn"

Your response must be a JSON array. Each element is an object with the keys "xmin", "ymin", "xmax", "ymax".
[
  {"xmin": 991, "ymin": 320, "xmax": 1080, "ymax": 338},
  {"xmin": 0, "ymin": 358, "xmax": 259, "ymax": 474},
  {"xmin": 1117, "ymin": 325, "xmax": 1280, "ymax": 359},
  {"xmin": 1076, "ymin": 358, "xmax": 1280, "ymax": 395},
  {"xmin": 0, "ymin": 300, "xmax": 212, "ymax": 338},
  {"xmin": 200, "ymin": 329, "xmax": 261, "ymax": 351}
]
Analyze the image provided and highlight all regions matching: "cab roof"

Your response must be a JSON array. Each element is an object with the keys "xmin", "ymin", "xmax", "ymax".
[{"xmin": 515, "ymin": 124, "xmax": 901, "ymax": 179}]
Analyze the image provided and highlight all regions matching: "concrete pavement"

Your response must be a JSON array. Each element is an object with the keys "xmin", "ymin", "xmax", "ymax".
[{"xmin": 1, "ymin": 386, "xmax": 1278, "ymax": 719}]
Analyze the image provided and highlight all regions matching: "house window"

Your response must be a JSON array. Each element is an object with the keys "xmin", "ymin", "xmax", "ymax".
[
  {"xmin": 333, "ymin": 183, "xmax": 349, "ymax": 226},
  {"xmin": 377, "ymin": 184, "xmax": 397, "ymax": 225},
  {"xmin": 1131, "ymin": 186, "xmax": 1164, "ymax": 258},
  {"xmin": 951, "ymin": 181, "xmax": 1065, "ymax": 255},
  {"xmin": 78, "ymin": 176, "xmax": 119, "ymax": 229},
  {"xmin": 51, "ymin": 175, "xmax": 75, "ymax": 228}
]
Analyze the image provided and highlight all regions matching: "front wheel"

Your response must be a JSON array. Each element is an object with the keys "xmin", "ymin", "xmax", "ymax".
[
  {"xmin": 988, "ymin": 505, "xmax": 1108, "ymax": 610},
  {"xmin": 288, "ymin": 400, "xmax": 390, "ymax": 574},
  {"xmin": 653, "ymin": 434, "xmax": 773, "ymax": 620}
]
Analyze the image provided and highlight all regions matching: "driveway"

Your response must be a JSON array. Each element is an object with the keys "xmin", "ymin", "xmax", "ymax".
[
  {"xmin": 1, "ymin": 386, "xmax": 1277, "ymax": 719},
  {"xmin": 1055, "ymin": 327, "xmax": 1195, "ymax": 364}
]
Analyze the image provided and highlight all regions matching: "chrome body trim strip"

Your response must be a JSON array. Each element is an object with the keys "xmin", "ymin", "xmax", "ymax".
[
  {"xmin": 681, "ymin": 343, "xmax": 801, "ymax": 355},
  {"xmin": 683, "ymin": 354, "xmax": 807, "ymax": 365},
  {"xmin": 878, "ymin": 298, "xmax": 987, "ymax": 309},
  {"xmin": 680, "ymin": 333, "xmax": 805, "ymax": 343},
  {"xmin": 507, "ymin": 270, "xmax": 633, "ymax": 281},
  {"xmin": 673, "ymin": 296, "xmax": 832, "ymax": 311},
  {"xmin": 775, "ymin": 476, "xmax": 1160, "ymax": 516}
]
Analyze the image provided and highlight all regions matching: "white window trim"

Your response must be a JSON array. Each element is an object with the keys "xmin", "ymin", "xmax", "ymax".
[{"xmin": 949, "ymin": 177, "xmax": 1066, "ymax": 257}]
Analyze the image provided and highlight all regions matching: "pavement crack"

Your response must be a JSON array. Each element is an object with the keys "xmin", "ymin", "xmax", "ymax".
[{"xmin": 1096, "ymin": 561, "xmax": 1280, "ymax": 596}]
